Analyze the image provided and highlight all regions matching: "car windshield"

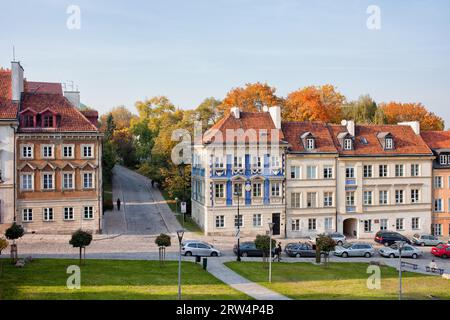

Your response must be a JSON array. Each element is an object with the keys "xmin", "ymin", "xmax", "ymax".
[{"xmin": 342, "ymin": 243, "xmax": 352, "ymax": 248}]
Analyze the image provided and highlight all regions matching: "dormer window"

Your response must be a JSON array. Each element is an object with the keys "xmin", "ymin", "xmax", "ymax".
[
  {"xmin": 344, "ymin": 139, "xmax": 353, "ymax": 150},
  {"xmin": 306, "ymin": 138, "xmax": 315, "ymax": 150},
  {"xmin": 23, "ymin": 115, "xmax": 34, "ymax": 127},
  {"xmin": 385, "ymin": 138, "xmax": 394, "ymax": 150},
  {"xmin": 43, "ymin": 115, "xmax": 54, "ymax": 128},
  {"xmin": 440, "ymin": 154, "xmax": 448, "ymax": 165}
]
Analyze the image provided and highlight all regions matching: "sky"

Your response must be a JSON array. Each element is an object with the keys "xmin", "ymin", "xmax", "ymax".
[{"xmin": 1, "ymin": 0, "xmax": 449, "ymax": 125}]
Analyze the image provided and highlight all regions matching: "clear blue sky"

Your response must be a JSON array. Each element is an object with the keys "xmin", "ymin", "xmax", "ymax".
[{"xmin": 1, "ymin": 0, "xmax": 449, "ymax": 125}]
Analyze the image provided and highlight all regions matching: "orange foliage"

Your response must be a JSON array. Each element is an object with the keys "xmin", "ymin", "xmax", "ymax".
[
  {"xmin": 283, "ymin": 85, "xmax": 345, "ymax": 123},
  {"xmin": 380, "ymin": 102, "xmax": 444, "ymax": 131},
  {"xmin": 219, "ymin": 82, "xmax": 282, "ymax": 113}
]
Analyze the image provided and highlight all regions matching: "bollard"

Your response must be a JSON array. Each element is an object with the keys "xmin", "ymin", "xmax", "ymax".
[
  {"xmin": 195, "ymin": 256, "xmax": 201, "ymax": 263},
  {"xmin": 202, "ymin": 258, "xmax": 208, "ymax": 270}
]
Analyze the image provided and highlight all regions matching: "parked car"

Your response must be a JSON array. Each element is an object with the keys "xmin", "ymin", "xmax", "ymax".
[
  {"xmin": 374, "ymin": 231, "xmax": 411, "ymax": 246},
  {"xmin": 334, "ymin": 243, "xmax": 375, "ymax": 258},
  {"xmin": 285, "ymin": 242, "xmax": 316, "ymax": 257},
  {"xmin": 412, "ymin": 234, "xmax": 444, "ymax": 247},
  {"xmin": 326, "ymin": 232, "xmax": 346, "ymax": 245},
  {"xmin": 431, "ymin": 244, "xmax": 450, "ymax": 259},
  {"xmin": 233, "ymin": 241, "xmax": 275, "ymax": 257},
  {"xmin": 379, "ymin": 244, "xmax": 422, "ymax": 259},
  {"xmin": 181, "ymin": 241, "xmax": 221, "ymax": 257}
]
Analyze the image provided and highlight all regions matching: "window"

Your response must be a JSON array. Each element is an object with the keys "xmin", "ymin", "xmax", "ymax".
[
  {"xmin": 306, "ymin": 166, "xmax": 317, "ymax": 179},
  {"xmin": 395, "ymin": 164, "xmax": 404, "ymax": 177},
  {"xmin": 411, "ymin": 164, "xmax": 420, "ymax": 177},
  {"xmin": 380, "ymin": 219, "xmax": 388, "ymax": 231},
  {"xmin": 42, "ymin": 145, "xmax": 54, "ymax": 158},
  {"xmin": 324, "ymin": 217, "xmax": 333, "ymax": 230},
  {"xmin": 271, "ymin": 182, "xmax": 281, "ymax": 197},
  {"xmin": 308, "ymin": 218, "xmax": 316, "ymax": 231},
  {"xmin": 290, "ymin": 166, "xmax": 300, "ymax": 179},
  {"xmin": 214, "ymin": 156, "xmax": 224, "ymax": 168},
  {"xmin": 307, "ymin": 192, "xmax": 317, "ymax": 208},
  {"xmin": 324, "ymin": 192, "xmax": 333, "ymax": 207},
  {"xmin": 435, "ymin": 199, "xmax": 443, "ymax": 212},
  {"xmin": 271, "ymin": 155, "xmax": 280, "ymax": 168},
  {"xmin": 63, "ymin": 173, "xmax": 74, "ymax": 190},
  {"xmin": 43, "ymin": 208, "xmax": 54, "ymax": 221},
  {"xmin": 43, "ymin": 115, "xmax": 54, "ymax": 127},
  {"xmin": 82, "ymin": 145, "xmax": 94, "ymax": 158},
  {"xmin": 253, "ymin": 214, "xmax": 262, "ymax": 227},
  {"xmin": 379, "ymin": 190, "xmax": 388, "ymax": 205},
  {"xmin": 62, "ymin": 145, "xmax": 74, "ymax": 158},
  {"xmin": 379, "ymin": 165, "xmax": 388, "ymax": 177},
  {"xmin": 346, "ymin": 191, "xmax": 355, "ymax": 206},
  {"xmin": 252, "ymin": 156, "xmax": 262, "ymax": 168},
  {"xmin": 343, "ymin": 138, "xmax": 352, "ymax": 150},
  {"xmin": 440, "ymin": 155, "xmax": 448, "ymax": 165},
  {"xmin": 385, "ymin": 138, "xmax": 394, "ymax": 150},
  {"xmin": 364, "ymin": 220, "xmax": 372, "ymax": 232},
  {"xmin": 64, "ymin": 207, "xmax": 74, "ymax": 220},
  {"xmin": 434, "ymin": 224, "xmax": 442, "ymax": 236},
  {"xmin": 363, "ymin": 165, "xmax": 373, "ymax": 178},
  {"xmin": 215, "ymin": 215, "xmax": 224, "ymax": 228},
  {"xmin": 233, "ymin": 183, "xmax": 243, "ymax": 197},
  {"xmin": 252, "ymin": 182, "xmax": 262, "ymax": 197},
  {"xmin": 323, "ymin": 166, "xmax": 333, "ymax": 179},
  {"xmin": 434, "ymin": 176, "xmax": 443, "ymax": 188},
  {"xmin": 291, "ymin": 193, "xmax": 301, "ymax": 208},
  {"xmin": 22, "ymin": 208, "xmax": 33, "ymax": 222},
  {"xmin": 396, "ymin": 218, "xmax": 404, "ymax": 231},
  {"xmin": 363, "ymin": 191, "xmax": 373, "ymax": 205},
  {"xmin": 292, "ymin": 219, "xmax": 300, "ymax": 231},
  {"xmin": 215, "ymin": 184, "xmax": 224, "ymax": 198},
  {"xmin": 84, "ymin": 206, "xmax": 94, "ymax": 219},
  {"xmin": 345, "ymin": 167, "xmax": 355, "ymax": 178},
  {"xmin": 412, "ymin": 217, "xmax": 420, "ymax": 230},
  {"xmin": 83, "ymin": 172, "xmax": 94, "ymax": 189},
  {"xmin": 234, "ymin": 215, "xmax": 243, "ymax": 228},
  {"xmin": 233, "ymin": 156, "xmax": 243, "ymax": 168},
  {"xmin": 21, "ymin": 174, "xmax": 33, "ymax": 191},
  {"xmin": 23, "ymin": 115, "xmax": 34, "ymax": 127},
  {"xmin": 411, "ymin": 189, "xmax": 420, "ymax": 203},
  {"xmin": 395, "ymin": 190, "xmax": 404, "ymax": 204},
  {"xmin": 42, "ymin": 173, "xmax": 54, "ymax": 190},
  {"xmin": 21, "ymin": 145, "xmax": 33, "ymax": 159},
  {"xmin": 306, "ymin": 138, "xmax": 315, "ymax": 150}
]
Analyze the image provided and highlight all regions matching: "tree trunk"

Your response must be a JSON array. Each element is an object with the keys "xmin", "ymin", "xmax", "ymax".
[{"xmin": 79, "ymin": 247, "xmax": 82, "ymax": 265}]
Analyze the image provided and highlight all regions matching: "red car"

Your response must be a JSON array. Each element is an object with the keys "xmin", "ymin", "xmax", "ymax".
[{"xmin": 431, "ymin": 244, "xmax": 450, "ymax": 259}]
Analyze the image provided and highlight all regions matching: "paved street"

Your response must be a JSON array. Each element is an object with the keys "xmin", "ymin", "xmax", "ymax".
[{"xmin": 103, "ymin": 165, "xmax": 181, "ymax": 235}]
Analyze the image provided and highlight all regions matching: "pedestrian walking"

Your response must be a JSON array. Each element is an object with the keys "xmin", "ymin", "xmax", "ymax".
[
  {"xmin": 276, "ymin": 242, "xmax": 282, "ymax": 262},
  {"xmin": 117, "ymin": 198, "xmax": 121, "ymax": 211}
]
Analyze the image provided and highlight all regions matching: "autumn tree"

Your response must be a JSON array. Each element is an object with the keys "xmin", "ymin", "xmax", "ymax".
[
  {"xmin": 99, "ymin": 105, "xmax": 137, "ymax": 131},
  {"xmin": 283, "ymin": 85, "xmax": 345, "ymax": 123},
  {"xmin": 380, "ymin": 102, "xmax": 444, "ymax": 131},
  {"xmin": 341, "ymin": 95, "xmax": 378, "ymax": 124},
  {"xmin": 219, "ymin": 82, "xmax": 282, "ymax": 114},
  {"xmin": 195, "ymin": 97, "xmax": 223, "ymax": 129}
]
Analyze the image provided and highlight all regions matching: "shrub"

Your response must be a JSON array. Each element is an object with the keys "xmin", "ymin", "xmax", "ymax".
[
  {"xmin": 69, "ymin": 229, "xmax": 93, "ymax": 265},
  {"xmin": 0, "ymin": 238, "xmax": 8, "ymax": 254},
  {"xmin": 155, "ymin": 234, "xmax": 171, "ymax": 247},
  {"xmin": 5, "ymin": 223, "xmax": 24, "ymax": 243}
]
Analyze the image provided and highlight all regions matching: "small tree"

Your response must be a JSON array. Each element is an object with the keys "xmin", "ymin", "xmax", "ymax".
[
  {"xmin": 254, "ymin": 234, "xmax": 276, "ymax": 265},
  {"xmin": 155, "ymin": 233, "xmax": 171, "ymax": 263},
  {"xmin": 316, "ymin": 234, "xmax": 335, "ymax": 266},
  {"xmin": 69, "ymin": 229, "xmax": 93, "ymax": 265},
  {"xmin": 5, "ymin": 223, "xmax": 24, "ymax": 263},
  {"xmin": 0, "ymin": 238, "xmax": 8, "ymax": 276}
]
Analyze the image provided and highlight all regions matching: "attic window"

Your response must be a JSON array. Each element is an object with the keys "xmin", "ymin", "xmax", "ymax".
[
  {"xmin": 360, "ymin": 137, "xmax": 368, "ymax": 145},
  {"xmin": 385, "ymin": 138, "xmax": 394, "ymax": 150},
  {"xmin": 23, "ymin": 115, "xmax": 34, "ymax": 127},
  {"xmin": 306, "ymin": 138, "xmax": 315, "ymax": 150},
  {"xmin": 344, "ymin": 138, "xmax": 352, "ymax": 150},
  {"xmin": 43, "ymin": 115, "xmax": 54, "ymax": 128}
]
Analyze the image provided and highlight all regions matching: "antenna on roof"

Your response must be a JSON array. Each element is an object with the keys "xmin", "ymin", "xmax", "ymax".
[
  {"xmin": 66, "ymin": 80, "xmax": 74, "ymax": 91},
  {"xmin": 12, "ymin": 46, "xmax": 16, "ymax": 62}
]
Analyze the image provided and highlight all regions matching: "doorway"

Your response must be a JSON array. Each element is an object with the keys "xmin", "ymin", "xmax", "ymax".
[
  {"xmin": 343, "ymin": 218, "xmax": 358, "ymax": 238},
  {"xmin": 272, "ymin": 213, "xmax": 280, "ymax": 236}
]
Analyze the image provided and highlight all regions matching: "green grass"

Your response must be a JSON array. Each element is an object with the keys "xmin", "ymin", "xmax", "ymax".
[
  {"xmin": 0, "ymin": 259, "xmax": 249, "ymax": 300},
  {"xmin": 225, "ymin": 262, "xmax": 450, "ymax": 300}
]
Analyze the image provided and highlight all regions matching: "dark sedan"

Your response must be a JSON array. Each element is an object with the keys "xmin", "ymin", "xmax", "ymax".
[
  {"xmin": 233, "ymin": 241, "xmax": 275, "ymax": 257},
  {"xmin": 285, "ymin": 243, "xmax": 316, "ymax": 258}
]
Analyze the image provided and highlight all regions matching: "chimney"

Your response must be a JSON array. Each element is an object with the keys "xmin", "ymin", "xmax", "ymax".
[
  {"xmin": 230, "ymin": 107, "xmax": 240, "ymax": 119},
  {"xmin": 341, "ymin": 119, "xmax": 355, "ymax": 137},
  {"xmin": 11, "ymin": 61, "xmax": 24, "ymax": 102},
  {"xmin": 64, "ymin": 90, "xmax": 80, "ymax": 108},
  {"xmin": 398, "ymin": 121, "xmax": 420, "ymax": 135},
  {"xmin": 269, "ymin": 106, "xmax": 281, "ymax": 129}
]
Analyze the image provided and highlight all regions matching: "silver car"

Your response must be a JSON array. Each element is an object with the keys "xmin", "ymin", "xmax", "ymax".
[
  {"xmin": 181, "ymin": 241, "xmax": 221, "ymax": 257},
  {"xmin": 334, "ymin": 243, "xmax": 375, "ymax": 258},
  {"xmin": 326, "ymin": 232, "xmax": 346, "ymax": 246},
  {"xmin": 379, "ymin": 244, "xmax": 422, "ymax": 259},
  {"xmin": 412, "ymin": 234, "xmax": 444, "ymax": 247}
]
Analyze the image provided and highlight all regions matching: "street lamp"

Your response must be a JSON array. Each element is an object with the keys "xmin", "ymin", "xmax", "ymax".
[
  {"xmin": 395, "ymin": 240, "xmax": 406, "ymax": 300},
  {"xmin": 176, "ymin": 229, "xmax": 185, "ymax": 300},
  {"xmin": 268, "ymin": 222, "xmax": 275, "ymax": 283}
]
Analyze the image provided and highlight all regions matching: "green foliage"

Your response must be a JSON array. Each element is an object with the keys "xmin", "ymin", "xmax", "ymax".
[
  {"xmin": 254, "ymin": 235, "xmax": 276, "ymax": 253},
  {"xmin": 155, "ymin": 234, "xmax": 171, "ymax": 247},
  {"xmin": 341, "ymin": 95, "xmax": 378, "ymax": 124},
  {"xmin": 69, "ymin": 229, "xmax": 93, "ymax": 248},
  {"xmin": 0, "ymin": 238, "xmax": 8, "ymax": 254},
  {"xmin": 5, "ymin": 223, "xmax": 24, "ymax": 241},
  {"xmin": 316, "ymin": 234, "xmax": 336, "ymax": 253}
]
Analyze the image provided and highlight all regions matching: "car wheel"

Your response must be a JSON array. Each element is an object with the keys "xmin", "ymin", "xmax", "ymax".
[
  {"xmin": 296, "ymin": 253, "xmax": 301, "ymax": 258},
  {"xmin": 389, "ymin": 253, "xmax": 395, "ymax": 258},
  {"xmin": 364, "ymin": 252, "xmax": 371, "ymax": 258},
  {"xmin": 211, "ymin": 252, "xmax": 218, "ymax": 257},
  {"xmin": 241, "ymin": 252, "xmax": 248, "ymax": 257},
  {"xmin": 420, "ymin": 242, "xmax": 425, "ymax": 247},
  {"xmin": 384, "ymin": 242, "xmax": 390, "ymax": 247},
  {"xmin": 185, "ymin": 251, "xmax": 192, "ymax": 256},
  {"xmin": 337, "ymin": 241, "xmax": 343, "ymax": 246},
  {"xmin": 342, "ymin": 252, "xmax": 348, "ymax": 258},
  {"xmin": 442, "ymin": 254, "xmax": 448, "ymax": 259},
  {"xmin": 412, "ymin": 253, "xmax": 418, "ymax": 259}
]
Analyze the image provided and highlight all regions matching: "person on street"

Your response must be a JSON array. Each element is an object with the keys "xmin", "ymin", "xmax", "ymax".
[
  {"xmin": 429, "ymin": 259, "xmax": 438, "ymax": 270},
  {"xmin": 117, "ymin": 198, "xmax": 121, "ymax": 211}
]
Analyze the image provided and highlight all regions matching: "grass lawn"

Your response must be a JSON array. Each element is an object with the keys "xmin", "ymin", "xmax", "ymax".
[
  {"xmin": 0, "ymin": 259, "xmax": 249, "ymax": 300},
  {"xmin": 225, "ymin": 261, "xmax": 450, "ymax": 300}
]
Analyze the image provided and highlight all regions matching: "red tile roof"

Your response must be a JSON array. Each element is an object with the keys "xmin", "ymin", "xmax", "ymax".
[
  {"xmin": 0, "ymin": 68, "xmax": 12, "ymax": 100},
  {"xmin": 328, "ymin": 124, "xmax": 432, "ymax": 156},
  {"xmin": 204, "ymin": 112, "xmax": 284, "ymax": 144},
  {"xmin": 421, "ymin": 131, "xmax": 450, "ymax": 149},
  {"xmin": 18, "ymin": 92, "xmax": 99, "ymax": 132},
  {"xmin": 25, "ymin": 81, "xmax": 63, "ymax": 95},
  {"xmin": 282, "ymin": 121, "xmax": 337, "ymax": 153}
]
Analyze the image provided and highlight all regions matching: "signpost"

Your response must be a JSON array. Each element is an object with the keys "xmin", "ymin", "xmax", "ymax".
[{"xmin": 181, "ymin": 202, "xmax": 187, "ymax": 226}]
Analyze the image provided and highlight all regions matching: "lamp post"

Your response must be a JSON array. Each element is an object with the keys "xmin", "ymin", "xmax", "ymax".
[
  {"xmin": 268, "ymin": 222, "xmax": 275, "ymax": 283},
  {"xmin": 176, "ymin": 229, "xmax": 185, "ymax": 300},
  {"xmin": 395, "ymin": 240, "xmax": 406, "ymax": 300}
]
